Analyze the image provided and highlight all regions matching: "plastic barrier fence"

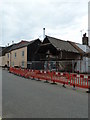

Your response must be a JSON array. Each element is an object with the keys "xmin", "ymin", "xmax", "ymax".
[
  {"xmin": 9, "ymin": 67, "xmax": 90, "ymax": 89},
  {"xmin": 70, "ymin": 73, "xmax": 89, "ymax": 89}
]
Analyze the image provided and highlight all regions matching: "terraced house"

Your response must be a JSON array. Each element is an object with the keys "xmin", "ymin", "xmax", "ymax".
[
  {"xmin": 0, "ymin": 47, "xmax": 5, "ymax": 67},
  {"xmin": 0, "ymin": 39, "xmax": 41, "ymax": 68},
  {"xmin": 0, "ymin": 46, "xmax": 13, "ymax": 67},
  {"xmin": 0, "ymin": 33, "xmax": 90, "ymax": 73}
]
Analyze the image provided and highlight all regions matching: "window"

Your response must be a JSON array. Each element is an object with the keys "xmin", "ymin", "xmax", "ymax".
[
  {"xmin": 15, "ymin": 53, "xmax": 16, "ymax": 58},
  {"xmin": 22, "ymin": 51, "xmax": 24, "ymax": 57},
  {"xmin": 12, "ymin": 62, "xmax": 14, "ymax": 67},
  {"xmin": 22, "ymin": 61, "xmax": 24, "ymax": 67}
]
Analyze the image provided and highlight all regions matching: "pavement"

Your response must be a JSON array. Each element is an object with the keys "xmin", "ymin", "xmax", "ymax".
[{"xmin": 1, "ymin": 69, "xmax": 89, "ymax": 118}]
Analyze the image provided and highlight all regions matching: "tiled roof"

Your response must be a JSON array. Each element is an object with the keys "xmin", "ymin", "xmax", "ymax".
[
  {"xmin": 7, "ymin": 41, "xmax": 30, "ymax": 52},
  {"xmin": 68, "ymin": 41, "xmax": 85, "ymax": 54},
  {"xmin": 7, "ymin": 39, "xmax": 40, "ymax": 52},
  {"xmin": 45, "ymin": 36, "xmax": 79, "ymax": 53},
  {"xmin": 0, "ymin": 45, "xmax": 13, "ymax": 56},
  {"xmin": 0, "ymin": 39, "xmax": 41, "ymax": 56}
]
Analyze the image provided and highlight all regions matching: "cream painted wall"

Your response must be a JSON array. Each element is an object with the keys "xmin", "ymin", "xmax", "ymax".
[
  {"xmin": 3, "ymin": 56, "xmax": 7, "ymax": 66},
  {"xmin": 0, "ymin": 56, "xmax": 7, "ymax": 67},
  {"xmin": 5, "ymin": 53, "xmax": 11, "ymax": 67},
  {"xmin": 11, "ymin": 47, "xmax": 27, "ymax": 68},
  {"xmin": 0, "ymin": 47, "xmax": 27, "ymax": 68}
]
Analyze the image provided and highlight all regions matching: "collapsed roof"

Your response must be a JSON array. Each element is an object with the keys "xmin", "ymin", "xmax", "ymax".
[{"xmin": 37, "ymin": 36, "xmax": 81, "ymax": 54}]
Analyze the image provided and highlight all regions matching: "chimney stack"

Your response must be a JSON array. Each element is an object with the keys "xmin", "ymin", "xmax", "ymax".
[
  {"xmin": 43, "ymin": 28, "xmax": 46, "ymax": 40},
  {"xmin": 82, "ymin": 33, "xmax": 89, "ymax": 46}
]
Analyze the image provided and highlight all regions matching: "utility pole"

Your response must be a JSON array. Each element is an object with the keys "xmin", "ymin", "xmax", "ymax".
[
  {"xmin": 87, "ymin": 29, "xmax": 90, "ymax": 46},
  {"xmin": 87, "ymin": 29, "xmax": 90, "ymax": 36}
]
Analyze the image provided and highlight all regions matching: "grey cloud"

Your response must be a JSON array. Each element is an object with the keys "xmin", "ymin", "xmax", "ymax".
[{"xmin": 1, "ymin": 0, "xmax": 88, "ymax": 46}]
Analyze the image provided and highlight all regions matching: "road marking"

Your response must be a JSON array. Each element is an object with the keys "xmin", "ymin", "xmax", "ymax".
[{"xmin": 0, "ymin": 116, "xmax": 2, "ymax": 120}]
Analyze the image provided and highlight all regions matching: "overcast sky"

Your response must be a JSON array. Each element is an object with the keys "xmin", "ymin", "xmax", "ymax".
[{"xmin": 0, "ymin": 0, "xmax": 89, "ymax": 46}]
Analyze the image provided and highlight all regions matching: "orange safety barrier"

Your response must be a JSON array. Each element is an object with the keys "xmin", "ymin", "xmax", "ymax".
[
  {"xmin": 24, "ymin": 69, "xmax": 31, "ymax": 78},
  {"xmin": 24, "ymin": 69, "xmax": 37, "ymax": 79},
  {"xmin": 50, "ymin": 72, "xmax": 69, "ymax": 85},
  {"xmin": 70, "ymin": 73, "xmax": 89, "ymax": 89},
  {"xmin": 9, "ymin": 67, "xmax": 15, "ymax": 73},
  {"xmin": 9, "ymin": 67, "xmax": 90, "ymax": 90},
  {"xmin": 34, "ymin": 70, "xmax": 51, "ymax": 81}
]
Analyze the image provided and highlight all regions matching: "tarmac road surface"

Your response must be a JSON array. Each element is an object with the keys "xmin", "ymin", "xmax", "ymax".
[{"xmin": 2, "ymin": 69, "xmax": 88, "ymax": 118}]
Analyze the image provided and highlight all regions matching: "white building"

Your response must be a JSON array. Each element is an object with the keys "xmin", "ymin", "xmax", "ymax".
[{"xmin": 76, "ymin": 43, "xmax": 90, "ymax": 73}]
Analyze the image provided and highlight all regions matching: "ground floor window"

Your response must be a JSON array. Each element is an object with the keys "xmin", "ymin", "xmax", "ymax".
[
  {"xmin": 22, "ymin": 61, "xmax": 24, "ymax": 67},
  {"xmin": 12, "ymin": 61, "xmax": 14, "ymax": 67}
]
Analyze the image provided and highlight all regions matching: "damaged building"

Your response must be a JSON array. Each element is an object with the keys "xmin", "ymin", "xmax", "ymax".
[{"xmin": 37, "ymin": 34, "xmax": 90, "ymax": 73}]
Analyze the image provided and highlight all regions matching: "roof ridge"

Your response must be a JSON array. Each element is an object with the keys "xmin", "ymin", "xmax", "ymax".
[
  {"xmin": 45, "ymin": 35, "xmax": 79, "ymax": 53},
  {"xmin": 7, "ymin": 38, "xmax": 40, "ymax": 52}
]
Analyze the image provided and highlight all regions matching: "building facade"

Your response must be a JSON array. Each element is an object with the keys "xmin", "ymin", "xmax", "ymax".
[
  {"xmin": 0, "ymin": 35, "xmax": 90, "ymax": 73},
  {"xmin": 37, "ymin": 36, "xmax": 81, "ymax": 72},
  {"xmin": 0, "ymin": 39, "xmax": 41, "ymax": 68},
  {"xmin": 10, "ymin": 46, "xmax": 27, "ymax": 68}
]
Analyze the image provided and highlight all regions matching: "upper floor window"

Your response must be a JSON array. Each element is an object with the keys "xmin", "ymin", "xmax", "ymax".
[
  {"xmin": 22, "ymin": 51, "xmax": 24, "ymax": 57},
  {"xmin": 15, "ymin": 53, "xmax": 17, "ymax": 58}
]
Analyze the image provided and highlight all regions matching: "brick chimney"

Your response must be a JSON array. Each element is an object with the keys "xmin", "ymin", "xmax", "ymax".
[{"xmin": 82, "ymin": 33, "xmax": 89, "ymax": 46}]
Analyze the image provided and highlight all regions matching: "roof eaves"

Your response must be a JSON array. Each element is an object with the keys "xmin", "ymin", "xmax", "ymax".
[{"xmin": 68, "ymin": 41, "xmax": 85, "ymax": 54}]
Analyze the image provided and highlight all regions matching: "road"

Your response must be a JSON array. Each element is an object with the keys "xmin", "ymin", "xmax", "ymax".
[{"xmin": 2, "ymin": 69, "xmax": 88, "ymax": 118}]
